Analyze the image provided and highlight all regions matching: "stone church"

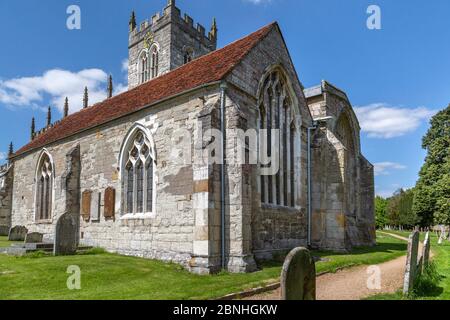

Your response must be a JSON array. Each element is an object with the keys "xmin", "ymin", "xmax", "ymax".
[{"xmin": 1, "ymin": 0, "xmax": 375, "ymax": 274}]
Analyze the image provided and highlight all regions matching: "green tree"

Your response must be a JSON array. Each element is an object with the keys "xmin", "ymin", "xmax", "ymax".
[
  {"xmin": 413, "ymin": 105, "xmax": 450, "ymax": 228},
  {"xmin": 375, "ymin": 196, "xmax": 388, "ymax": 229}
]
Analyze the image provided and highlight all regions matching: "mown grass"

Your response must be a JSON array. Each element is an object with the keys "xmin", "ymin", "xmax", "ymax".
[
  {"xmin": 0, "ymin": 233, "xmax": 407, "ymax": 300},
  {"xmin": 369, "ymin": 232, "xmax": 450, "ymax": 300},
  {"xmin": 0, "ymin": 236, "xmax": 21, "ymax": 248}
]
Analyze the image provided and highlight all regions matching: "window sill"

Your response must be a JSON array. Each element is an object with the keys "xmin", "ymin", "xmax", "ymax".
[
  {"xmin": 35, "ymin": 219, "xmax": 53, "ymax": 225},
  {"xmin": 261, "ymin": 203, "xmax": 302, "ymax": 213},
  {"xmin": 120, "ymin": 213, "xmax": 156, "ymax": 220}
]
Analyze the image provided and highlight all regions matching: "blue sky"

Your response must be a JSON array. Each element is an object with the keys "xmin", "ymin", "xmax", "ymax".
[{"xmin": 0, "ymin": 0, "xmax": 449, "ymax": 198}]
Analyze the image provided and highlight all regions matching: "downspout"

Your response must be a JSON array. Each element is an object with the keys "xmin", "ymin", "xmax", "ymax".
[
  {"xmin": 220, "ymin": 82, "xmax": 228, "ymax": 270},
  {"xmin": 307, "ymin": 124, "xmax": 317, "ymax": 247}
]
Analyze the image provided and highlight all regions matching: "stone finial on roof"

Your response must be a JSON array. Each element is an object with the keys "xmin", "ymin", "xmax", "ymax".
[
  {"xmin": 64, "ymin": 97, "xmax": 69, "ymax": 118},
  {"xmin": 8, "ymin": 142, "xmax": 13, "ymax": 156},
  {"xmin": 210, "ymin": 18, "xmax": 218, "ymax": 41},
  {"xmin": 31, "ymin": 117, "xmax": 35, "ymax": 141},
  {"xmin": 167, "ymin": 0, "xmax": 176, "ymax": 7},
  {"xmin": 83, "ymin": 87, "xmax": 89, "ymax": 109},
  {"xmin": 47, "ymin": 106, "xmax": 52, "ymax": 127},
  {"xmin": 108, "ymin": 75, "xmax": 113, "ymax": 99},
  {"xmin": 129, "ymin": 10, "xmax": 137, "ymax": 32}
]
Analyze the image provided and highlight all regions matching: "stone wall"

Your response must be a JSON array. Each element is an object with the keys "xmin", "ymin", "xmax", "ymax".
[
  {"xmin": 224, "ymin": 27, "xmax": 312, "ymax": 261},
  {"xmin": 0, "ymin": 164, "xmax": 13, "ymax": 233},
  {"xmin": 11, "ymin": 86, "xmax": 220, "ymax": 269}
]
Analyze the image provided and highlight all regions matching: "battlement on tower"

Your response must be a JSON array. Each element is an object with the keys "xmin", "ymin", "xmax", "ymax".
[
  {"xmin": 129, "ymin": 1, "xmax": 217, "ymax": 51},
  {"xmin": 127, "ymin": 0, "xmax": 217, "ymax": 89}
]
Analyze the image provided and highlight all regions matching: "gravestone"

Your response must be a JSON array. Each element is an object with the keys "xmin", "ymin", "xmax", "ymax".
[
  {"xmin": 0, "ymin": 225, "xmax": 9, "ymax": 236},
  {"xmin": 91, "ymin": 192, "xmax": 101, "ymax": 222},
  {"xmin": 104, "ymin": 187, "xmax": 115, "ymax": 219},
  {"xmin": 8, "ymin": 226, "xmax": 28, "ymax": 241},
  {"xmin": 55, "ymin": 145, "xmax": 81, "ymax": 256},
  {"xmin": 280, "ymin": 247, "xmax": 316, "ymax": 300},
  {"xmin": 25, "ymin": 232, "xmax": 44, "ymax": 244},
  {"xmin": 54, "ymin": 212, "xmax": 78, "ymax": 255},
  {"xmin": 403, "ymin": 231, "xmax": 420, "ymax": 295},
  {"xmin": 422, "ymin": 232, "xmax": 431, "ymax": 270},
  {"xmin": 81, "ymin": 190, "xmax": 92, "ymax": 221}
]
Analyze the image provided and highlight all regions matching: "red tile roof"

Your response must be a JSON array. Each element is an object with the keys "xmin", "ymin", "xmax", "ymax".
[{"xmin": 14, "ymin": 22, "xmax": 276, "ymax": 157}]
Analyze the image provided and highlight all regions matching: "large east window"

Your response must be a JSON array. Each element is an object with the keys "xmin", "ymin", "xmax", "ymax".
[{"xmin": 259, "ymin": 68, "xmax": 297, "ymax": 208}]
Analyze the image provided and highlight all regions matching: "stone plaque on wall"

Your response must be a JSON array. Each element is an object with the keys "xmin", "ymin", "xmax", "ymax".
[
  {"xmin": 91, "ymin": 192, "xmax": 101, "ymax": 222},
  {"xmin": 81, "ymin": 190, "xmax": 92, "ymax": 221},
  {"xmin": 104, "ymin": 187, "xmax": 115, "ymax": 219}
]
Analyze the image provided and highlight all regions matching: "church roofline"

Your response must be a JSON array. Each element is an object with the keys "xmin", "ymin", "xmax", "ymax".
[{"xmin": 12, "ymin": 22, "xmax": 277, "ymax": 159}]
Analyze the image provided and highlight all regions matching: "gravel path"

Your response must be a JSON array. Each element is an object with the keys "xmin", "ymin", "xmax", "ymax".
[{"xmin": 245, "ymin": 233, "xmax": 414, "ymax": 300}]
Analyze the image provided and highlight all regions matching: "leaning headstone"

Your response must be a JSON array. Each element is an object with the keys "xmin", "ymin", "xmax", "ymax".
[
  {"xmin": 54, "ymin": 212, "xmax": 78, "ymax": 255},
  {"xmin": 280, "ymin": 247, "xmax": 316, "ymax": 300},
  {"xmin": 8, "ymin": 226, "xmax": 28, "ymax": 241},
  {"xmin": 403, "ymin": 231, "xmax": 420, "ymax": 295},
  {"xmin": 0, "ymin": 225, "xmax": 10, "ymax": 236},
  {"xmin": 25, "ymin": 232, "xmax": 44, "ymax": 244},
  {"xmin": 422, "ymin": 232, "xmax": 431, "ymax": 270}
]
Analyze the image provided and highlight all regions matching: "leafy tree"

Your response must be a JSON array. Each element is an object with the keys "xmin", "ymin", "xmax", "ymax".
[
  {"xmin": 375, "ymin": 196, "xmax": 388, "ymax": 229},
  {"xmin": 413, "ymin": 105, "xmax": 450, "ymax": 228}
]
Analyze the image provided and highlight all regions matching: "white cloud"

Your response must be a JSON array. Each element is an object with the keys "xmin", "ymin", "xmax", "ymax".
[
  {"xmin": 244, "ymin": 0, "xmax": 272, "ymax": 4},
  {"xmin": 0, "ymin": 152, "xmax": 6, "ymax": 161},
  {"xmin": 0, "ymin": 60, "xmax": 129, "ymax": 114},
  {"xmin": 373, "ymin": 162, "xmax": 407, "ymax": 176},
  {"xmin": 354, "ymin": 103, "xmax": 436, "ymax": 138},
  {"xmin": 121, "ymin": 59, "xmax": 129, "ymax": 73}
]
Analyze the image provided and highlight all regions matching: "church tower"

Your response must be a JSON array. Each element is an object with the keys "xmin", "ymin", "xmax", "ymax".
[{"xmin": 128, "ymin": 0, "xmax": 218, "ymax": 89}]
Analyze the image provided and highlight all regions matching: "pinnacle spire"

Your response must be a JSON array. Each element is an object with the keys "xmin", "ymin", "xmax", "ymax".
[
  {"xmin": 31, "ymin": 117, "xmax": 35, "ymax": 141},
  {"xmin": 83, "ymin": 87, "xmax": 89, "ymax": 109},
  {"xmin": 210, "ymin": 18, "xmax": 218, "ymax": 41},
  {"xmin": 8, "ymin": 142, "xmax": 13, "ymax": 156},
  {"xmin": 129, "ymin": 10, "xmax": 137, "ymax": 32},
  {"xmin": 64, "ymin": 97, "xmax": 69, "ymax": 118},
  {"xmin": 107, "ymin": 75, "xmax": 113, "ymax": 98},
  {"xmin": 47, "ymin": 106, "xmax": 52, "ymax": 127}
]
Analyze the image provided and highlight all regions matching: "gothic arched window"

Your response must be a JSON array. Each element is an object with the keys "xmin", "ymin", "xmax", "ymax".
[
  {"xmin": 121, "ymin": 127, "xmax": 156, "ymax": 216},
  {"xmin": 35, "ymin": 151, "xmax": 54, "ymax": 221},
  {"xmin": 139, "ymin": 51, "xmax": 149, "ymax": 84},
  {"xmin": 259, "ymin": 69, "xmax": 297, "ymax": 208},
  {"xmin": 150, "ymin": 45, "xmax": 159, "ymax": 79}
]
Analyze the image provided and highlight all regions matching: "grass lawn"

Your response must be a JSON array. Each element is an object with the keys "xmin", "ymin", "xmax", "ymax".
[
  {"xmin": 0, "ymin": 233, "xmax": 407, "ymax": 300},
  {"xmin": 369, "ymin": 232, "xmax": 450, "ymax": 300}
]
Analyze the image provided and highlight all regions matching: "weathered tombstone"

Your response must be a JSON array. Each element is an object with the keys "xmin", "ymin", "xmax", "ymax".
[
  {"xmin": 280, "ymin": 247, "xmax": 316, "ymax": 300},
  {"xmin": 104, "ymin": 187, "xmax": 115, "ymax": 219},
  {"xmin": 55, "ymin": 145, "xmax": 81, "ymax": 256},
  {"xmin": 25, "ymin": 232, "xmax": 44, "ymax": 244},
  {"xmin": 403, "ymin": 231, "xmax": 420, "ymax": 295},
  {"xmin": 422, "ymin": 232, "xmax": 431, "ymax": 270},
  {"xmin": 91, "ymin": 192, "xmax": 101, "ymax": 222},
  {"xmin": 0, "ymin": 225, "xmax": 9, "ymax": 236},
  {"xmin": 8, "ymin": 226, "xmax": 28, "ymax": 241},
  {"xmin": 54, "ymin": 212, "xmax": 78, "ymax": 255}
]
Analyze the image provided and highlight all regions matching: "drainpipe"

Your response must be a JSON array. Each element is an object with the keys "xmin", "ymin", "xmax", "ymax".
[
  {"xmin": 219, "ymin": 82, "xmax": 228, "ymax": 270},
  {"xmin": 307, "ymin": 124, "xmax": 317, "ymax": 247}
]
